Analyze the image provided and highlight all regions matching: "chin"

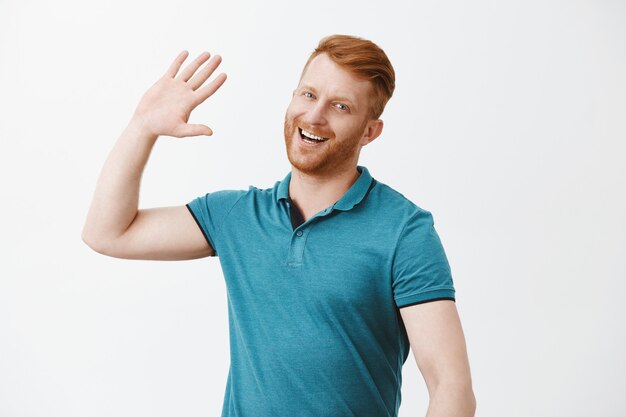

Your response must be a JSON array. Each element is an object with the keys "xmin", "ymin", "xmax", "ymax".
[{"xmin": 285, "ymin": 146, "xmax": 324, "ymax": 175}]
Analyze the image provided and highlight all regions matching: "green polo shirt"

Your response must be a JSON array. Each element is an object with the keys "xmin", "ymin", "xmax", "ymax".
[{"xmin": 186, "ymin": 165, "xmax": 455, "ymax": 417}]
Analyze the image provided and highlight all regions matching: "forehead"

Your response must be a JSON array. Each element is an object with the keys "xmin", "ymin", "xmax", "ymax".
[{"xmin": 299, "ymin": 53, "xmax": 372, "ymax": 105}]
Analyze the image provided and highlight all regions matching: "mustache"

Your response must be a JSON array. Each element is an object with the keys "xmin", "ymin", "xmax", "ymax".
[{"xmin": 288, "ymin": 117, "xmax": 333, "ymax": 138}]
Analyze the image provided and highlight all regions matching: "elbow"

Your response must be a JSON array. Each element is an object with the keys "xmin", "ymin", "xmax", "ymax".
[
  {"xmin": 81, "ymin": 231, "xmax": 101, "ymax": 254},
  {"xmin": 468, "ymin": 389, "xmax": 477, "ymax": 416},
  {"xmin": 457, "ymin": 384, "xmax": 477, "ymax": 416},
  {"xmin": 448, "ymin": 383, "xmax": 476, "ymax": 417},
  {"xmin": 82, "ymin": 227, "xmax": 129, "ymax": 258},
  {"xmin": 429, "ymin": 381, "xmax": 476, "ymax": 417},
  {"xmin": 81, "ymin": 228, "xmax": 110, "ymax": 256},
  {"xmin": 459, "ymin": 386, "xmax": 476, "ymax": 417}
]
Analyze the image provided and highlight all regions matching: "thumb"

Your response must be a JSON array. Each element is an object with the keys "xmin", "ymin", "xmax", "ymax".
[{"xmin": 176, "ymin": 123, "xmax": 214, "ymax": 138}]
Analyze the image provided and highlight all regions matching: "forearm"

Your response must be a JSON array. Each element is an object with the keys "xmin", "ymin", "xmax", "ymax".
[
  {"xmin": 425, "ymin": 383, "xmax": 476, "ymax": 417},
  {"xmin": 82, "ymin": 116, "xmax": 158, "ymax": 246}
]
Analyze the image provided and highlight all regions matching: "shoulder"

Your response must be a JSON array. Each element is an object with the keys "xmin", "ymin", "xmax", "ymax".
[
  {"xmin": 209, "ymin": 181, "xmax": 278, "ymax": 201},
  {"xmin": 214, "ymin": 182, "xmax": 284, "ymax": 214},
  {"xmin": 242, "ymin": 181, "xmax": 280, "ymax": 201},
  {"xmin": 369, "ymin": 179, "xmax": 432, "ymax": 222}
]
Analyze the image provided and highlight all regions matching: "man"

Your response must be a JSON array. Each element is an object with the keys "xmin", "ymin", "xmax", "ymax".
[{"xmin": 82, "ymin": 35, "xmax": 476, "ymax": 417}]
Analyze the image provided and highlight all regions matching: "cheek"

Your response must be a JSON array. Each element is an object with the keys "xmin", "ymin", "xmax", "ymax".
[
  {"xmin": 287, "ymin": 98, "xmax": 309, "ymax": 117},
  {"xmin": 331, "ymin": 120, "xmax": 355, "ymax": 136},
  {"xmin": 330, "ymin": 126, "xmax": 358, "ymax": 144}
]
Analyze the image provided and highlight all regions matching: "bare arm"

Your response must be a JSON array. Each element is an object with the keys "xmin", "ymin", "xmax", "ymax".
[
  {"xmin": 81, "ymin": 50, "xmax": 227, "ymax": 260},
  {"xmin": 400, "ymin": 300, "xmax": 476, "ymax": 417}
]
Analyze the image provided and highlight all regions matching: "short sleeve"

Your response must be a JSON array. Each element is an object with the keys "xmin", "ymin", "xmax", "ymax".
[
  {"xmin": 391, "ymin": 209, "xmax": 456, "ymax": 308},
  {"xmin": 186, "ymin": 189, "xmax": 246, "ymax": 257}
]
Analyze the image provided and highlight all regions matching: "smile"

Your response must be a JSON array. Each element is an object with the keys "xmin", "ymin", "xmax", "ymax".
[{"xmin": 299, "ymin": 128, "xmax": 329, "ymax": 144}]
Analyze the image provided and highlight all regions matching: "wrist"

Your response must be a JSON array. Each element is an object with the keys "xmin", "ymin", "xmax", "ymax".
[{"xmin": 127, "ymin": 114, "xmax": 159, "ymax": 144}]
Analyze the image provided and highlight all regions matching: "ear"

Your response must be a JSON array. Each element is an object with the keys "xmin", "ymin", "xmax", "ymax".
[{"xmin": 360, "ymin": 119, "xmax": 384, "ymax": 146}]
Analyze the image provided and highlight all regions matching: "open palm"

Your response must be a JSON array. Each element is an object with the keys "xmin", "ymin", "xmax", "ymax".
[{"xmin": 133, "ymin": 50, "xmax": 227, "ymax": 138}]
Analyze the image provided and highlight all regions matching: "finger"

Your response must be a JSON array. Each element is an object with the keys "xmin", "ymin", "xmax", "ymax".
[
  {"xmin": 164, "ymin": 50, "xmax": 189, "ymax": 78},
  {"xmin": 177, "ymin": 51, "xmax": 211, "ymax": 82},
  {"xmin": 174, "ymin": 123, "xmax": 213, "ymax": 138},
  {"xmin": 187, "ymin": 54, "xmax": 223, "ymax": 91},
  {"xmin": 194, "ymin": 72, "xmax": 228, "ymax": 105}
]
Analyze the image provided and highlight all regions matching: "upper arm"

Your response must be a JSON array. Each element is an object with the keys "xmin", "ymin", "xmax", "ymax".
[
  {"xmin": 400, "ymin": 300, "xmax": 473, "ymax": 393},
  {"xmin": 89, "ymin": 205, "xmax": 215, "ymax": 260},
  {"xmin": 392, "ymin": 209, "xmax": 456, "ymax": 308}
]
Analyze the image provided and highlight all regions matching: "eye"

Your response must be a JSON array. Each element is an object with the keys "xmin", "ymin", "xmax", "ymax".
[
  {"xmin": 303, "ymin": 91, "xmax": 315, "ymax": 99},
  {"xmin": 335, "ymin": 103, "xmax": 349, "ymax": 111}
]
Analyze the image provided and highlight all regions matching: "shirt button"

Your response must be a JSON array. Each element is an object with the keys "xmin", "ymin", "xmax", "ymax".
[{"xmin": 296, "ymin": 230, "xmax": 303, "ymax": 236}]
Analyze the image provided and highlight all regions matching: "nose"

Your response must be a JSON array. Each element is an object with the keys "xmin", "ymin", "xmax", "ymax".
[{"xmin": 301, "ymin": 100, "xmax": 327, "ymax": 126}]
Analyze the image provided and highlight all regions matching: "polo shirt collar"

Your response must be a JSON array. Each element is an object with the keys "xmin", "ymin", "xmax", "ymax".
[{"xmin": 276, "ymin": 165, "xmax": 373, "ymax": 212}]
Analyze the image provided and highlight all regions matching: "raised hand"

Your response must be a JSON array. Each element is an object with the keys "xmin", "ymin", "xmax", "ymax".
[{"xmin": 132, "ymin": 50, "xmax": 227, "ymax": 138}]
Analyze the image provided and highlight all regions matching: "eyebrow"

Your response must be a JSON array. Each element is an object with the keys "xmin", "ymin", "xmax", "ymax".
[{"xmin": 299, "ymin": 84, "xmax": 358, "ymax": 110}]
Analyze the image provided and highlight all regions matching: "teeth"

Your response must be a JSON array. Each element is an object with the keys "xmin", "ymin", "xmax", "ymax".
[{"xmin": 301, "ymin": 129, "xmax": 327, "ymax": 141}]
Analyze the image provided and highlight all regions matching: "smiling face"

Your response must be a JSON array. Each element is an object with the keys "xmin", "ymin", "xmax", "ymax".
[{"xmin": 283, "ymin": 53, "xmax": 383, "ymax": 177}]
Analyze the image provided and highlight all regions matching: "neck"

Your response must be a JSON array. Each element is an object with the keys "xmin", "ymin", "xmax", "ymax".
[{"xmin": 288, "ymin": 165, "xmax": 361, "ymax": 217}]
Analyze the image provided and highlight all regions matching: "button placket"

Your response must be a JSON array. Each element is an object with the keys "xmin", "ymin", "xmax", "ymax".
[
  {"xmin": 287, "ymin": 226, "xmax": 308, "ymax": 267},
  {"xmin": 285, "ymin": 205, "xmax": 335, "ymax": 268}
]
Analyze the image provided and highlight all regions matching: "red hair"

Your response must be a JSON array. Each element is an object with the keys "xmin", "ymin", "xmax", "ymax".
[{"xmin": 301, "ymin": 34, "xmax": 395, "ymax": 120}]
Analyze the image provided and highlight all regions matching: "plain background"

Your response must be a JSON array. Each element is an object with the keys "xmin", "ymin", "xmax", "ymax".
[{"xmin": 1, "ymin": 0, "xmax": 625, "ymax": 416}]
